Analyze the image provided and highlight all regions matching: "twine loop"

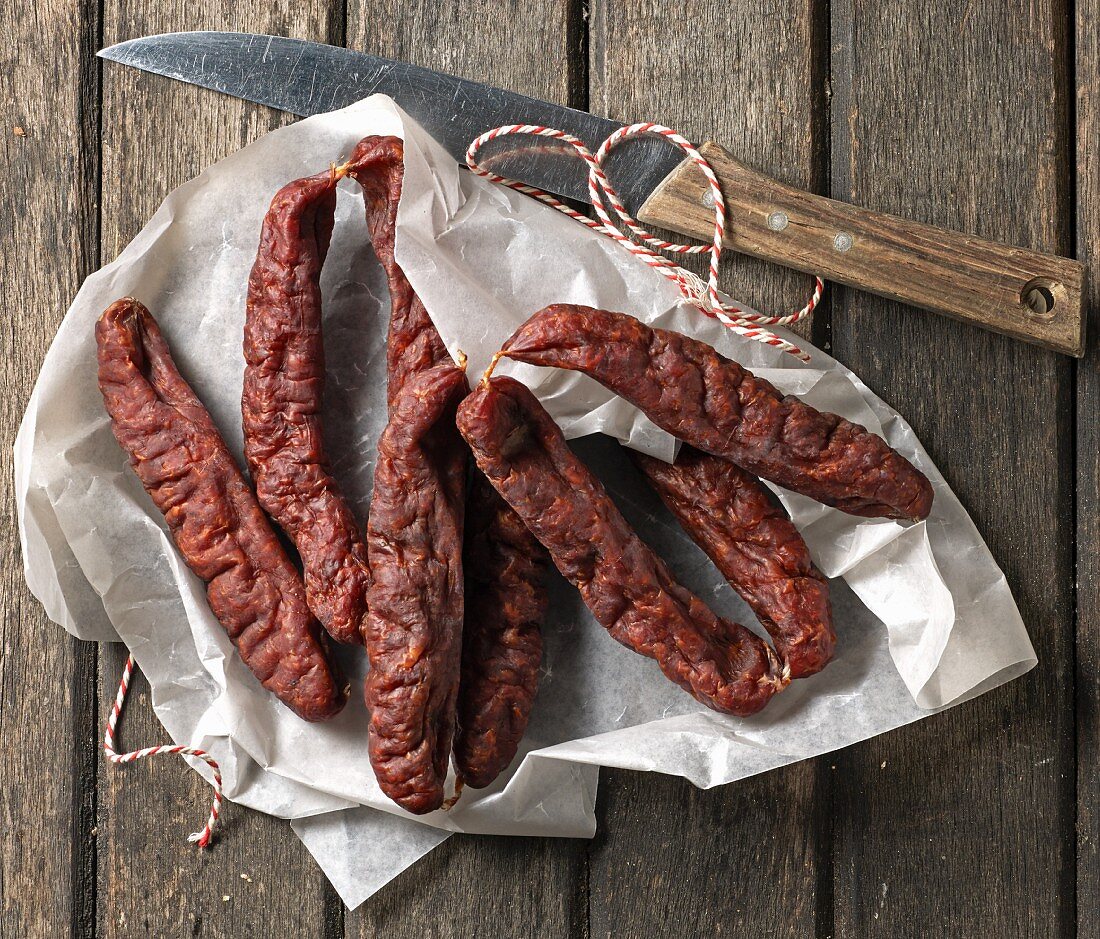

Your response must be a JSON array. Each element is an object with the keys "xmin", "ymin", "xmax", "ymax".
[
  {"xmin": 465, "ymin": 122, "xmax": 824, "ymax": 361},
  {"xmin": 103, "ymin": 655, "xmax": 222, "ymax": 848}
]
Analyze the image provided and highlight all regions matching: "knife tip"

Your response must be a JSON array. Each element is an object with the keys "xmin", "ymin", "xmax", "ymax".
[{"xmin": 97, "ymin": 38, "xmax": 135, "ymax": 61}]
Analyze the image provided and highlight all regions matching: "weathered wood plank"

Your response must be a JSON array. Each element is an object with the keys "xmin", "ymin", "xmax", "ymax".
[
  {"xmin": 828, "ymin": 2, "xmax": 1075, "ymax": 935},
  {"xmin": 96, "ymin": 6, "xmax": 341, "ymax": 937},
  {"xmin": 342, "ymin": 2, "xmax": 589, "ymax": 934},
  {"xmin": 587, "ymin": 3, "xmax": 827, "ymax": 936},
  {"xmin": 1076, "ymin": 0, "xmax": 1098, "ymax": 935},
  {"xmin": 0, "ymin": 0, "xmax": 99, "ymax": 934},
  {"xmin": 354, "ymin": 834, "xmax": 586, "ymax": 938}
]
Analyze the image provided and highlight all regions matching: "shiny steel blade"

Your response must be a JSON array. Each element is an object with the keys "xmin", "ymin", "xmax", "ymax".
[{"xmin": 98, "ymin": 31, "xmax": 683, "ymax": 212}]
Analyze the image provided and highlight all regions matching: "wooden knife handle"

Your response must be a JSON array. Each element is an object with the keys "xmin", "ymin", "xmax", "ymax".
[{"xmin": 638, "ymin": 141, "xmax": 1085, "ymax": 357}]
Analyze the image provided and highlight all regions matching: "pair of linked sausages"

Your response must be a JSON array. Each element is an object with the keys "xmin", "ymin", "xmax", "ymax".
[{"xmin": 96, "ymin": 134, "xmax": 933, "ymax": 816}]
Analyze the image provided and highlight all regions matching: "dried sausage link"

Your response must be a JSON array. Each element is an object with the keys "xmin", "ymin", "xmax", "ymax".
[
  {"xmin": 349, "ymin": 135, "xmax": 548, "ymax": 793},
  {"xmin": 97, "ymin": 298, "xmax": 347, "ymax": 722},
  {"xmin": 243, "ymin": 169, "xmax": 370, "ymax": 645},
  {"xmin": 454, "ymin": 473, "xmax": 548, "ymax": 788},
  {"xmin": 347, "ymin": 135, "xmax": 470, "ymax": 809},
  {"xmin": 347, "ymin": 136, "xmax": 452, "ymax": 406},
  {"xmin": 347, "ymin": 135, "xmax": 468, "ymax": 813},
  {"xmin": 502, "ymin": 305, "xmax": 934, "ymax": 521},
  {"xmin": 457, "ymin": 376, "xmax": 789, "ymax": 718},
  {"xmin": 632, "ymin": 446, "xmax": 834, "ymax": 678},
  {"xmin": 365, "ymin": 363, "xmax": 468, "ymax": 814}
]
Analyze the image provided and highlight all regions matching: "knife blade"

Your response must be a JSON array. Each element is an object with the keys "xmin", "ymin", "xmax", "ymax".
[
  {"xmin": 99, "ymin": 31, "xmax": 1086, "ymax": 356},
  {"xmin": 97, "ymin": 31, "xmax": 679, "ymax": 214}
]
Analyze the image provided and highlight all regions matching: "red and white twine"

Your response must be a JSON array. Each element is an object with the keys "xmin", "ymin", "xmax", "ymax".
[
  {"xmin": 466, "ymin": 122, "xmax": 823, "ymax": 361},
  {"xmin": 103, "ymin": 654, "xmax": 222, "ymax": 848}
]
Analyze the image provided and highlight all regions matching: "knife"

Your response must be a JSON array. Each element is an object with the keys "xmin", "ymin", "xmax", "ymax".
[{"xmin": 99, "ymin": 31, "xmax": 1085, "ymax": 357}]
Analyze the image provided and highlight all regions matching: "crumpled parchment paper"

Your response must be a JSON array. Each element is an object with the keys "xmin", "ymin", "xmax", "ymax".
[{"xmin": 14, "ymin": 95, "xmax": 1035, "ymax": 909}]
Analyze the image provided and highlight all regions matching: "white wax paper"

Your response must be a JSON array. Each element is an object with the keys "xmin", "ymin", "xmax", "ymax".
[{"xmin": 15, "ymin": 96, "xmax": 1036, "ymax": 909}]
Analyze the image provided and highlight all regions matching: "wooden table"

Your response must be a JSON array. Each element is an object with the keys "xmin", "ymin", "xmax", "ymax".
[{"xmin": 2, "ymin": 2, "xmax": 1094, "ymax": 936}]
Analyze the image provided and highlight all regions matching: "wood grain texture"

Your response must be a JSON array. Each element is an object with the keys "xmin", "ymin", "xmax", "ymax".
[
  {"xmin": 353, "ymin": 834, "xmax": 585, "ymax": 938},
  {"xmin": 640, "ymin": 141, "xmax": 1085, "ymax": 355},
  {"xmin": 828, "ymin": 1, "xmax": 1075, "ymax": 936},
  {"xmin": 0, "ymin": 0, "xmax": 99, "ymax": 934},
  {"xmin": 588, "ymin": 2, "xmax": 826, "ymax": 936},
  {"xmin": 96, "ymin": 4, "xmax": 342, "ymax": 937},
  {"xmin": 343, "ymin": 3, "xmax": 588, "ymax": 933},
  {"xmin": 1076, "ymin": 0, "xmax": 1098, "ymax": 935},
  {"xmin": 589, "ymin": 770, "xmax": 822, "ymax": 939}
]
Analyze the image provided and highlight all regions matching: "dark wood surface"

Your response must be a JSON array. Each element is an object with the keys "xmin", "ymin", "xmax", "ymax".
[
  {"xmin": 0, "ymin": 2, "xmax": 1092, "ymax": 936},
  {"xmin": 829, "ymin": 5, "xmax": 1076, "ymax": 936}
]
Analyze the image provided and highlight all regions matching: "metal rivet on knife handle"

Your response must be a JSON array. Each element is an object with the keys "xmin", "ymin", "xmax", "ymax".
[
  {"xmin": 1020, "ymin": 277, "xmax": 1063, "ymax": 319},
  {"xmin": 639, "ymin": 140, "xmax": 1086, "ymax": 357}
]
